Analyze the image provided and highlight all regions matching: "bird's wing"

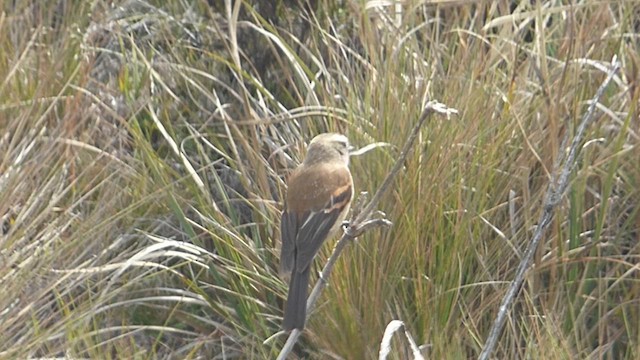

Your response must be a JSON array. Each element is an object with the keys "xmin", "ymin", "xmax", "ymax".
[
  {"xmin": 279, "ymin": 209, "xmax": 297, "ymax": 276},
  {"xmin": 294, "ymin": 176, "xmax": 353, "ymax": 272}
]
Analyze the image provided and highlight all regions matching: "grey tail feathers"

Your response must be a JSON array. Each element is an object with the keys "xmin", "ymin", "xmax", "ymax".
[{"xmin": 282, "ymin": 267, "xmax": 310, "ymax": 331}]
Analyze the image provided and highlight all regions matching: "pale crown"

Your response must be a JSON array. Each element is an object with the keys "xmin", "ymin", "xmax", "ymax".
[{"xmin": 303, "ymin": 133, "xmax": 350, "ymax": 166}]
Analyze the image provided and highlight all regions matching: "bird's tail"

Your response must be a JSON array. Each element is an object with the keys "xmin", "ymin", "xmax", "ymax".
[{"xmin": 282, "ymin": 267, "xmax": 310, "ymax": 330}]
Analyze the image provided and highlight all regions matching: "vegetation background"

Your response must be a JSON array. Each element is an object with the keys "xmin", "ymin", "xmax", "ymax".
[{"xmin": 0, "ymin": 0, "xmax": 638, "ymax": 358}]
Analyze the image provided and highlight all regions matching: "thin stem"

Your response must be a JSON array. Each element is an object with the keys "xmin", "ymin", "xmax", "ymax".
[
  {"xmin": 276, "ymin": 101, "xmax": 457, "ymax": 360},
  {"xmin": 478, "ymin": 57, "xmax": 620, "ymax": 360}
]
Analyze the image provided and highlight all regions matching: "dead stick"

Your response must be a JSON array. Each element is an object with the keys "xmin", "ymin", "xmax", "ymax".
[
  {"xmin": 276, "ymin": 101, "xmax": 458, "ymax": 360},
  {"xmin": 478, "ymin": 57, "xmax": 620, "ymax": 360}
]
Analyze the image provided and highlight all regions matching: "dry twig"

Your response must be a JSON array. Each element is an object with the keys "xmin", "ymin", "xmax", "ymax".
[
  {"xmin": 478, "ymin": 56, "xmax": 620, "ymax": 360},
  {"xmin": 276, "ymin": 101, "xmax": 458, "ymax": 360}
]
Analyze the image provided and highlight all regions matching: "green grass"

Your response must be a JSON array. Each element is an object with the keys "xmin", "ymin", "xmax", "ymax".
[{"xmin": 1, "ymin": 0, "xmax": 639, "ymax": 358}]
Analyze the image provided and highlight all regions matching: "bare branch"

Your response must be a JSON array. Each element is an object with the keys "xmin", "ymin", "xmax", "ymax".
[
  {"xmin": 276, "ymin": 101, "xmax": 458, "ymax": 360},
  {"xmin": 478, "ymin": 56, "xmax": 620, "ymax": 360}
]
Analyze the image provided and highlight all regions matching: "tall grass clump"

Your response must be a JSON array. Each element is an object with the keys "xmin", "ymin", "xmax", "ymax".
[{"xmin": 0, "ymin": 0, "xmax": 638, "ymax": 359}]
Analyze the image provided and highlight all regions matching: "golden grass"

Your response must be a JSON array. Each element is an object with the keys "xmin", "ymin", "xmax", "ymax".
[{"xmin": 0, "ymin": 0, "xmax": 638, "ymax": 358}]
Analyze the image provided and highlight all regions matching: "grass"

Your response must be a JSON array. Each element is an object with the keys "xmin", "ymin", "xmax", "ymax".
[{"xmin": 1, "ymin": 0, "xmax": 639, "ymax": 358}]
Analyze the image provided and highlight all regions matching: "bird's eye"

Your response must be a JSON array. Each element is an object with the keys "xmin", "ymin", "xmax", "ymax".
[
  {"xmin": 334, "ymin": 141, "xmax": 346, "ymax": 150},
  {"xmin": 334, "ymin": 141, "xmax": 349, "ymax": 155}
]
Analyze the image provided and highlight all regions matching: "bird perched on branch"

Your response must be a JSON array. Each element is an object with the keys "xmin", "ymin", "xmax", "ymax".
[{"xmin": 280, "ymin": 133, "xmax": 353, "ymax": 331}]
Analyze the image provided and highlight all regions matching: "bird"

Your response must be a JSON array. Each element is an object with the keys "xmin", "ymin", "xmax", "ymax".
[{"xmin": 279, "ymin": 133, "xmax": 354, "ymax": 331}]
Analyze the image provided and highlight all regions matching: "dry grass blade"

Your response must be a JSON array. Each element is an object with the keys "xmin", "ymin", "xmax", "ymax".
[
  {"xmin": 479, "ymin": 56, "xmax": 621, "ymax": 360},
  {"xmin": 378, "ymin": 320, "xmax": 425, "ymax": 360},
  {"xmin": 276, "ymin": 102, "xmax": 458, "ymax": 359},
  {"xmin": 2, "ymin": 1, "xmax": 638, "ymax": 358}
]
